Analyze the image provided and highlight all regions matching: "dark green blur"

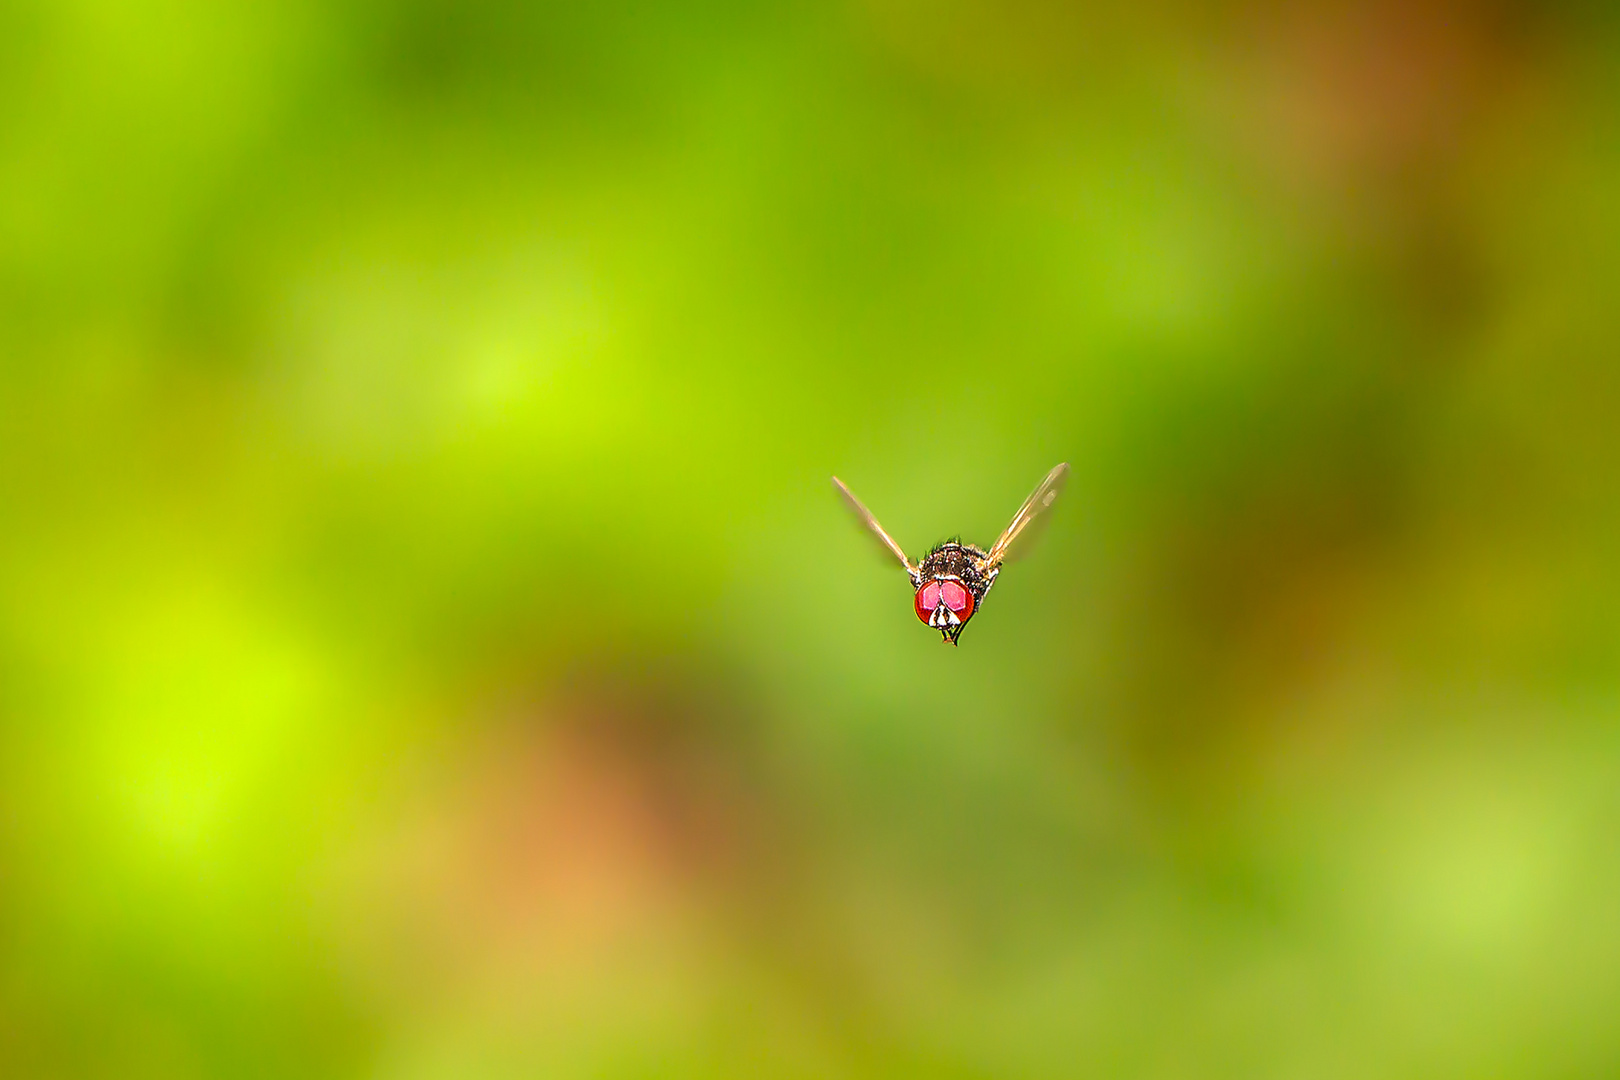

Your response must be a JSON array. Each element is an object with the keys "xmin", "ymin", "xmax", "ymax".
[{"xmin": 4, "ymin": 2, "xmax": 1620, "ymax": 1076}]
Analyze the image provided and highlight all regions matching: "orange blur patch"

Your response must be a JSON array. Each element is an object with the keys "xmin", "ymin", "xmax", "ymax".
[{"xmin": 325, "ymin": 677, "xmax": 760, "ymax": 1003}]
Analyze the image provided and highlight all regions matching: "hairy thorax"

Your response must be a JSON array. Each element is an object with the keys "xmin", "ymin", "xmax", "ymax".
[{"xmin": 918, "ymin": 541, "xmax": 995, "ymax": 603}]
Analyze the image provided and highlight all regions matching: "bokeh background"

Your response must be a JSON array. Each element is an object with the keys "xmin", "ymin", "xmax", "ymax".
[{"xmin": 5, "ymin": 1, "xmax": 1620, "ymax": 1076}]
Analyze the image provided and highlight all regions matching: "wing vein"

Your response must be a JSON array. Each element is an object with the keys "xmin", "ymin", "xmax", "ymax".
[
  {"xmin": 832, "ymin": 476, "xmax": 915, "ymax": 574},
  {"xmin": 985, "ymin": 462, "xmax": 1070, "ymax": 567}
]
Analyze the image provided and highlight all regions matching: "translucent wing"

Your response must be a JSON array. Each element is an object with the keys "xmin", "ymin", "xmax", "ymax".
[
  {"xmin": 832, "ymin": 476, "xmax": 916, "ymax": 575},
  {"xmin": 984, "ymin": 462, "xmax": 1070, "ymax": 567}
]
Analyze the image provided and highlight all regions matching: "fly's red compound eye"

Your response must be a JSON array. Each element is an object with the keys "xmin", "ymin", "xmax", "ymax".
[
  {"xmin": 914, "ymin": 581, "xmax": 942, "ymax": 624},
  {"xmin": 915, "ymin": 579, "xmax": 974, "ymax": 625},
  {"xmin": 939, "ymin": 580, "xmax": 974, "ymax": 619}
]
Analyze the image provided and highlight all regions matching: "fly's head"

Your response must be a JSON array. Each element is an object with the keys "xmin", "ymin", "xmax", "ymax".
[
  {"xmin": 914, "ymin": 577, "xmax": 976, "ymax": 644},
  {"xmin": 912, "ymin": 542, "xmax": 996, "ymax": 645}
]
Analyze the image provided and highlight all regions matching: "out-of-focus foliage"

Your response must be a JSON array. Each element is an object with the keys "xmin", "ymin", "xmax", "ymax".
[{"xmin": 4, "ymin": 1, "xmax": 1620, "ymax": 1076}]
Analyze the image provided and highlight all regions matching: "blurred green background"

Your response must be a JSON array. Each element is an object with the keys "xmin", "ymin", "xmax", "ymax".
[{"xmin": 4, "ymin": 1, "xmax": 1620, "ymax": 1076}]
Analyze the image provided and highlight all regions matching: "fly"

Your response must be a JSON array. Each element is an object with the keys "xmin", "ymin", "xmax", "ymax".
[{"xmin": 832, "ymin": 463, "xmax": 1070, "ymax": 645}]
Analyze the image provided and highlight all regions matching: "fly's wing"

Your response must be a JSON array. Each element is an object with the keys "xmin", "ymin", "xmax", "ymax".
[
  {"xmin": 984, "ymin": 462, "xmax": 1070, "ymax": 567},
  {"xmin": 832, "ymin": 476, "xmax": 915, "ymax": 574}
]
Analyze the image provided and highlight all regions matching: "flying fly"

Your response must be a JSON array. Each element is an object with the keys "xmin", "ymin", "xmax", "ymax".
[{"xmin": 832, "ymin": 462, "xmax": 1070, "ymax": 645}]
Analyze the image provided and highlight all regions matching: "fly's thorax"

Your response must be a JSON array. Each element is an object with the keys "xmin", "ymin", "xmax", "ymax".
[{"xmin": 918, "ymin": 542, "xmax": 992, "ymax": 599}]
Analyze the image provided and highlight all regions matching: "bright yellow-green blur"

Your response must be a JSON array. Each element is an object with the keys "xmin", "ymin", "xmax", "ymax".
[{"xmin": 4, "ymin": 2, "xmax": 1620, "ymax": 1077}]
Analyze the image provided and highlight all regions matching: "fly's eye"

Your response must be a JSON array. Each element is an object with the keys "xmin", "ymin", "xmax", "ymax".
[
  {"xmin": 939, "ymin": 580, "xmax": 974, "ymax": 619},
  {"xmin": 914, "ymin": 581, "xmax": 943, "ymax": 624}
]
